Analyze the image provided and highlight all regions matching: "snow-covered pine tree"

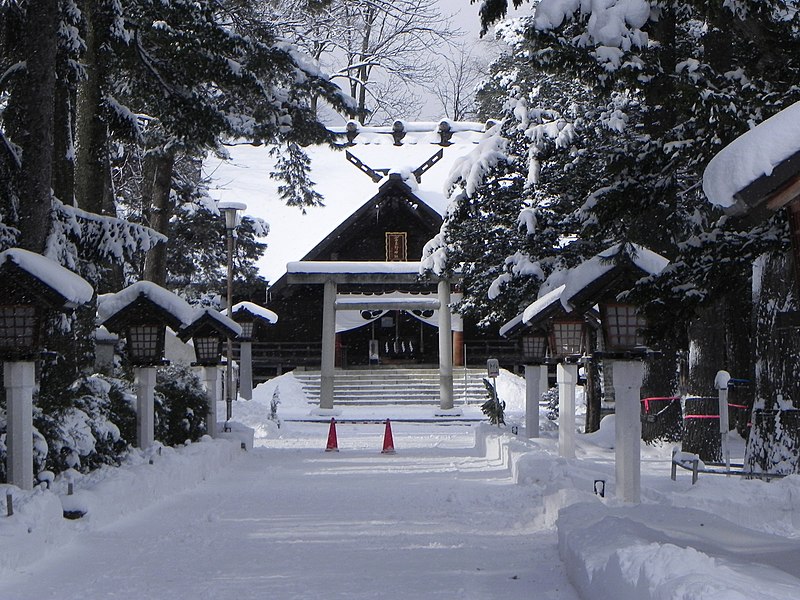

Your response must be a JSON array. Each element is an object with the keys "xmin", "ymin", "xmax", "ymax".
[{"xmin": 446, "ymin": 0, "xmax": 800, "ymax": 405}]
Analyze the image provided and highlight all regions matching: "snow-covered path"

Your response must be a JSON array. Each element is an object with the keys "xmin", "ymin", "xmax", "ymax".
[{"xmin": 0, "ymin": 423, "xmax": 578, "ymax": 600}]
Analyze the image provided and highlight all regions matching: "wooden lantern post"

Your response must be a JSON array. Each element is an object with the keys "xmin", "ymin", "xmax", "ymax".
[
  {"xmin": 178, "ymin": 309, "xmax": 242, "ymax": 437},
  {"xmin": 98, "ymin": 282, "xmax": 192, "ymax": 449},
  {"xmin": 0, "ymin": 249, "xmax": 93, "ymax": 490},
  {"xmin": 231, "ymin": 302, "xmax": 277, "ymax": 401}
]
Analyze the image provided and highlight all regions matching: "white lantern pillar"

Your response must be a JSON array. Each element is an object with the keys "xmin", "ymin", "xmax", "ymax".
[
  {"xmin": 613, "ymin": 359, "xmax": 644, "ymax": 503},
  {"xmin": 239, "ymin": 340, "xmax": 253, "ymax": 400},
  {"xmin": 557, "ymin": 362, "xmax": 578, "ymax": 458},
  {"xmin": 524, "ymin": 364, "xmax": 548, "ymax": 439},
  {"xmin": 135, "ymin": 367, "xmax": 157, "ymax": 449},
  {"xmin": 202, "ymin": 366, "xmax": 221, "ymax": 437},
  {"xmin": 4, "ymin": 361, "xmax": 35, "ymax": 490}
]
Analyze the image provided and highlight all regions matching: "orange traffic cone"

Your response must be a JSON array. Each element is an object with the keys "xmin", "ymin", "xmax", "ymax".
[
  {"xmin": 325, "ymin": 417, "xmax": 339, "ymax": 452},
  {"xmin": 381, "ymin": 419, "xmax": 396, "ymax": 454}
]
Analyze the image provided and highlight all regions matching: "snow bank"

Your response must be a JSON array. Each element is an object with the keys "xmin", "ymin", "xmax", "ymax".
[
  {"xmin": 558, "ymin": 502, "xmax": 800, "ymax": 600},
  {"xmin": 0, "ymin": 438, "xmax": 243, "ymax": 575}
]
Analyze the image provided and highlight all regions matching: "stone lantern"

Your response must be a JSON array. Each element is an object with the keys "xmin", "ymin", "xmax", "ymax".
[
  {"xmin": 98, "ymin": 281, "xmax": 193, "ymax": 449},
  {"xmin": 0, "ymin": 249, "xmax": 93, "ymax": 489},
  {"xmin": 178, "ymin": 308, "xmax": 242, "ymax": 437},
  {"xmin": 231, "ymin": 302, "xmax": 277, "ymax": 400}
]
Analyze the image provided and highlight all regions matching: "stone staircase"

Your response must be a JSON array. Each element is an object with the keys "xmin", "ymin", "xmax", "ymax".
[{"xmin": 293, "ymin": 367, "xmax": 489, "ymax": 406}]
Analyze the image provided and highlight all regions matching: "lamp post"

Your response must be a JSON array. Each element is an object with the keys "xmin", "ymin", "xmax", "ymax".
[
  {"xmin": 178, "ymin": 309, "xmax": 242, "ymax": 437},
  {"xmin": 522, "ymin": 331, "xmax": 549, "ymax": 439},
  {"xmin": 0, "ymin": 249, "xmax": 93, "ymax": 490},
  {"xmin": 218, "ymin": 201, "xmax": 246, "ymax": 430}
]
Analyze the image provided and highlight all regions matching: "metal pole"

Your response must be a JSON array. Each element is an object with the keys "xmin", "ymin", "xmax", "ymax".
[{"xmin": 225, "ymin": 227, "xmax": 234, "ymax": 429}]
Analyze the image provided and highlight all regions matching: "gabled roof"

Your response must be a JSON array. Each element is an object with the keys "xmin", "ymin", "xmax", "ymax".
[
  {"xmin": 300, "ymin": 172, "xmax": 442, "ymax": 263},
  {"xmin": 204, "ymin": 121, "xmax": 490, "ymax": 286}
]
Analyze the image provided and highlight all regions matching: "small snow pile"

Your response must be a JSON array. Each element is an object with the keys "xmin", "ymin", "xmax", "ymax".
[
  {"xmin": 583, "ymin": 414, "xmax": 616, "ymax": 449},
  {"xmin": 229, "ymin": 372, "xmax": 311, "ymax": 438}
]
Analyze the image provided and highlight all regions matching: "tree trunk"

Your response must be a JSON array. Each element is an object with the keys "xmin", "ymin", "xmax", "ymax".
[
  {"xmin": 52, "ymin": 62, "xmax": 75, "ymax": 205},
  {"xmin": 142, "ymin": 149, "xmax": 175, "ymax": 286},
  {"xmin": 16, "ymin": 0, "xmax": 59, "ymax": 252},
  {"xmin": 74, "ymin": 0, "xmax": 113, "ymax": 214},
  {"xmin": 753, "ymin": 251, "xmax": 800, "ymax": 410},
  {"xmin": 687, "ymin": 303, "xmax": 728, "ymax": 396}
]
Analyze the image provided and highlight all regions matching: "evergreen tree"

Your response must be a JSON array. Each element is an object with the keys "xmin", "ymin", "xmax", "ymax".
[{"xmin": 436, "ymin": 1, "xmax": 800, "ymax": 400}]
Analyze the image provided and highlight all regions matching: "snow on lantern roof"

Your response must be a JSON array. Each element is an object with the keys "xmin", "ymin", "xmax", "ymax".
[
  {"xmin": 502, "ymin": 244, "xmax": 668, "ymax": 336},
  {"xmin": 217, "ymin": 200, "xmax": 247, "ymax": 212},
  {"xmin": 231, "ymin": 301, "xmax": 278, "ymax": 324},
  {"xmin": 204, "ymin": 120, "xmax": 491, "ymax": 286},
  {"xmin": 560, "ymin": 243, "xmax": 668, "ymax": 311},
  {"xmin": 703, "ymin": 101, "xmax": 800, "ymax": 210},
  {"xmin": 178, "ymin": 307, "xmax": 242, "ymax": 342},
  {"xmin": 97, "ymin": 281, "xmax": 195, "ymax": 329},
  {"xmin": 0, "ymin": 248, "xmax": 94, "ymax": 308},
  {"xmin": 522, "ymin": 285, "xmax": 569, "ymax": 325}
]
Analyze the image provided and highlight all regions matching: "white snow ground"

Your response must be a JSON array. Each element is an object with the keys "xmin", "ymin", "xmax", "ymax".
[{"xmin": 2, "ymin": 370, "xmax": 800, "ymax": 599}]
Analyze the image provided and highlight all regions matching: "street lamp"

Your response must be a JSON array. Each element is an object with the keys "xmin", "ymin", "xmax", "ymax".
[
  {"xmin": 600, "ymin": 302, "xmax": 646, "ymax": 352},
  {"xmin": 178, "ymin": 308, "xmax": 242, "ymax": 436},
  {"xmin": 0, "ymin": 249, "xmax": 93, "ymax": 489},
  {"xmin": 218, "ymin": 200, "xmax": 247, "ymax": 429}
]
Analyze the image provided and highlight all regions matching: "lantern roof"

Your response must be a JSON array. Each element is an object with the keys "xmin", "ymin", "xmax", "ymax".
[
  {"xmin": 500, "ymin": 244, "xmax": 668, "ymax": 337},
  {"xmin": 231, "ymin": 301, "xmax": 278, "ymax": 325},
  {"xmin": 0, "ymin": 248, "xmax": 94, "ymax": 310},
  {"xmin": 98, "ymin": 281, "xmax": 194, "ymax": 333},
  {"xmin": 704, "ymin": 100, "xmax": 800, "ymax": 212},
  {"xmin": 178, "ymin": 308, "xmax": 242, "ymax": 342}
]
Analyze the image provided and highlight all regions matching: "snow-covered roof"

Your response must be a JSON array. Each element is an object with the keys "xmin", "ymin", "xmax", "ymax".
[
  {"xmin": 183, "ymin": 307, "xmax": 242, "ymax": 339},
  {"xmin": 97, "ymin": 281, "xmax": 195, "ymax": 327},
  {"xmin": 204, "ymin": 121, "xmax": 490, "ymax": 286},
  {"xmin": 560, "ymin": 243, "xmax": 668, "ymax": 311},
  {"xmin": 287, "ymin": 261, "xmax": 424, "ymax": 275},
  {"xmin": 502, "ymin": 244, "xmax": 668, "ymax": 335},
  {"xmin": 704, "ymin": 101, "xmax": 800, "ymax": 209},
  {"xmin": 231, "ymin": 301, "xmax": 278, "ymax": 324},
  {"xmin": 0, "ymin": 248, "xmax": 94, "ymax": 307}
]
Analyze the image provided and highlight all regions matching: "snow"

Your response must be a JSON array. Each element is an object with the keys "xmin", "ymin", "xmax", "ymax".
[
  {"xmin": 97, "ymin": 280, "xmax": 195, "ymax": 327},
  {"xmin": 522, "ymin": 284, "xmax": 568, "ymax": 323},
  {"xmin": 205, "ymin": 124, "xmax": 487, "ymax": 285},
  {"xmin": 186, "ymin": 307, "xmax": 242, "ymax": 337},
  {"xmin": 703, "ymin": 100, "xmax": 800, "ymax": 208},
  {"xmin": 0, "ymin": 248, "xmax": 94, "ymax": 307},
  {"xmin": 2, "ymin": 370, "xmax": 800, "ymax": 599},
  {"xmin": 231, "ymin": 300, "xmax": 278, "ymax": 324},
  {"xmin": 560, "ymin": 243, "xmax": 668, "ymax": 309},
  {"xmin": 287, "ymin": 260, "xmax": 425, "ymax": 275}
]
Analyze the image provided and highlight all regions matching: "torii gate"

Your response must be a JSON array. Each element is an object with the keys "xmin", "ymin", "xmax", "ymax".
[{"xmin": 286, "ymin": 261, "xmax": 459, "ymax": 412}]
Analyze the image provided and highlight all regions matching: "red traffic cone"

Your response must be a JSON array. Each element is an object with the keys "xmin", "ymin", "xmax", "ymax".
[
  {"xmin": 325, "ymin": 417, "xmax": 339, "ymax": 452},
  {"xmin": 381, "ymin": 419, "xmax": 396, "ymax": 454}
]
